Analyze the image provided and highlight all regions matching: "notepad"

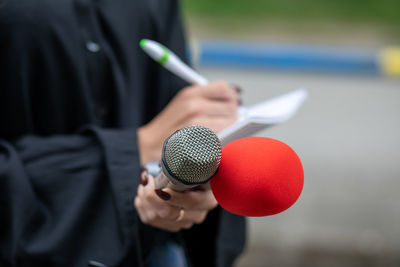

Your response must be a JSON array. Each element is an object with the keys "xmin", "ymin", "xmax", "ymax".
[{"xmin": 218, "ymin": 88, "xmax": 308, "ymax": 146}]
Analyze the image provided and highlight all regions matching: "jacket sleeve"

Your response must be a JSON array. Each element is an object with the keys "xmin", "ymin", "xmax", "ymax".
[{"xmin": 0, "ymin": 127, "xmax": 142, "ymax": 267}]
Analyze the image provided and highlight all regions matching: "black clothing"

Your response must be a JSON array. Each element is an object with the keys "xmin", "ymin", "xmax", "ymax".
[{"xmin": 0, "ymin": 0, "xmax": 245, "ymax": 267}]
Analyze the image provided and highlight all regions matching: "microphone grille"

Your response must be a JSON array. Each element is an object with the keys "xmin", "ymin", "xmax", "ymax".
[{"xmin": 162, "ymin": 125, "xmax": 221, "ymax": 185}]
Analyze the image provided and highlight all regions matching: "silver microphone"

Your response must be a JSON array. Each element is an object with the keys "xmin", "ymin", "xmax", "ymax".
[{"xmin": 154, "ymin": 125, "xmax": 221, "ymax": 192}]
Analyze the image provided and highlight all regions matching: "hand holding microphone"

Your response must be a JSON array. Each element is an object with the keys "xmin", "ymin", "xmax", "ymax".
[
  {"xmin": 135, "ymin": 125, "xmax": 221, "ymax": 232},
  {"xmin": 134, "ymin": 172, "xmax": 218, "ymax": 232}
]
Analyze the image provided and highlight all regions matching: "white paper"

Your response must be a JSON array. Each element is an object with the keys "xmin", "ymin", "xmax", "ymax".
[{"xmin": 218, "ymin": 88, "xmax": 308, "ymax": 146}]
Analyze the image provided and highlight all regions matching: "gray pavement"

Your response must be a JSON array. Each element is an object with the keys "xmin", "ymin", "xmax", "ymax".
[{"xmin": 199, "ymin": 67, "xmax": 400, "ymax": 267}]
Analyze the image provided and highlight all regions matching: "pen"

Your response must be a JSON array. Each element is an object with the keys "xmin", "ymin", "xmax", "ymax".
[{"xmin": 140, "ymin": 39, "xmax": 208, "ymax": 85}]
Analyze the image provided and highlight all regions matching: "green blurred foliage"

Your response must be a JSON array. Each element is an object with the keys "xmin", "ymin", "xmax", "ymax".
[{"xmin": 181, "ymin": 0, "xmax": 400, "ymax": 25}]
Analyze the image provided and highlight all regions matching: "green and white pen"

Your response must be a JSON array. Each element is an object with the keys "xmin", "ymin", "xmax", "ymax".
[{"xmin": 140, "ymin": 39, "xmax": 208, "ymax": 85}]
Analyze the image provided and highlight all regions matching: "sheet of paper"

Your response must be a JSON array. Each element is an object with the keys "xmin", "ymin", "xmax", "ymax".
[{"xmin": 218, "ymin": 88, "xmax": 308, "ymax": 146}]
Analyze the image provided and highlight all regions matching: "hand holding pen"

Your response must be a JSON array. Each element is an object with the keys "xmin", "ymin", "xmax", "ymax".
[
  {"xmin": 137, "ymin": 39, "xmax": 240, "ymax": 164},
  {"xmin": 140, "ymin": 39, "xmax": 242, "ymax": 104}
]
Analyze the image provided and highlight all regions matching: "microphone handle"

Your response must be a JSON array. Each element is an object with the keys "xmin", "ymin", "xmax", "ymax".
[
  {"xmin": 149, "ymin": 160, "xmax": 210, "ymax": 192},
  {"xmin": 154, "ymin": 171, "xmax": 188, "ymax": 192}
]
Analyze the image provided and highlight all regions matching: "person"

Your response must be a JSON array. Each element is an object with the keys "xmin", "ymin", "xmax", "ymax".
[{"xmin": 0, "ymin": 0, "xmax": 246, "ymax": 266}]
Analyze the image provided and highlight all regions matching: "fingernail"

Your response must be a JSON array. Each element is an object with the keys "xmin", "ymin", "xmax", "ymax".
[
  {"xmin": 155, "ymin": 189, "xmax": 171, "ymax": 201},
  {"xmin": 140, "ymin": 168, "xmax": 148, "ymax": 186}
]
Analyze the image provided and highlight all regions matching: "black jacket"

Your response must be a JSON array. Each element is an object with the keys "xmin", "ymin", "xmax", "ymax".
[{"xmin": 0, "ymin": 0, "xmax": 245, "ymax": 266}]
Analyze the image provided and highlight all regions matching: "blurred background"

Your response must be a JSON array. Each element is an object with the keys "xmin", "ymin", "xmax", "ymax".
[{"xmin": 180, "ymin": 1, "xmax": 400, "ymax": 266}]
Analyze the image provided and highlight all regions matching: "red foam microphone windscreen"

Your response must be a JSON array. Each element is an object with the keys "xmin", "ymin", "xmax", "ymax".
[{"xmin": 210, "ymin": 137, "xmax": 304, "ymax": 217}]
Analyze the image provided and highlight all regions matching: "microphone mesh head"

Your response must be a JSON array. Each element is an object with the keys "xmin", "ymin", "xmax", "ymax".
[{"xmin": 162, "ymin": 125, "xmax": 221, "ymax": 185}]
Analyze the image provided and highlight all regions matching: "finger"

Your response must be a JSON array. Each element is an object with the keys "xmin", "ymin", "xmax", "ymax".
[
  {"xmin": 136, "ymin": 206, "xmax": 202, "ymax": 232},
  {"xmin": 148, "ymin": 220, "xmax": 189, "ymax": 232},
  {"xmin": 137, "ymin": 192, "xmax": 182, "ymax": 223},
  {"xmin": 184, "ymin": 115, "xmax": 238, "ymax": 133},
  {"xmin": 156, "ymin": 203, "xmax": 208, "ymax": 224},
  {"xmin": 135, "ymin": 183, "xmax": 156, "ymax": 224},
  {"xmin": 139, "ymin": 175, "xmax": 174, "ymax": 210},
  {"xmin": 178, "ymin": 209, "xmax": 208, "ymax": 225},
  {"xmin": 175, "ymin": 99, "xmax": 237, "ymax": 131},
  {"xmin": 136, "ymin": 183, "xmax": 145, "ymax": 198},
  {"xmin": 139, "ymin": 175, "xmax": 193, "ymax": 219},
  {"xmin": 195, "ymin": 98, "xmax": 238, "ymax": 117},
  {"xmin": 164, "ymin": 209, "xmax": 207, "ymax": 228},
  {"xmin": 197, "ymin": 81, "xmax": 239, "ymax": 101},
  {"xmin": 164, "ymin": 187, "xmax": 218, "ymax": 211},
  {"xmin": 137, "ymin": 199, "xmax": 191, "ymax": 230},
  {"xmin": 135, "ymin": 172, "xmax": 212, "ymax": 232},
  {"xmin": 134, "ymin": 196, "xmax": 149, "ymax": 223},
  {"xmin": 136, "ymin": 193, "xmax": 209, "ymax": 231}
]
